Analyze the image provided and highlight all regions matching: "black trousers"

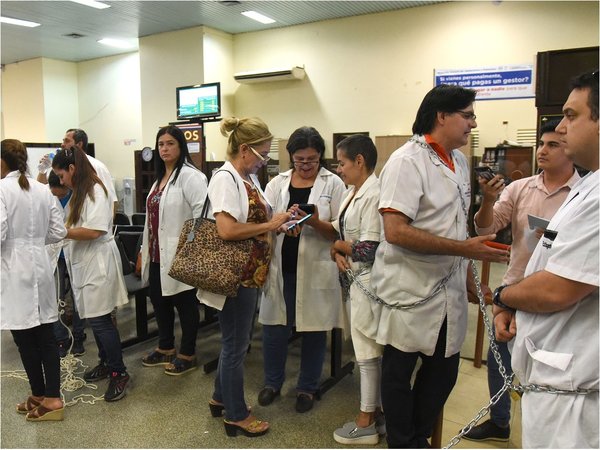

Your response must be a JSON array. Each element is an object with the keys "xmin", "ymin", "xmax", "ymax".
[
  {"xmin": 11, "ymin": 323, "xmax": 61, "ymax": 398},
  {"xmin": 149, "ymin": 262, "xmax": 199, "ymax": 356},
  {"xmin": 381, "ymin": 319, "xmax": 460, "ymax": 448}
]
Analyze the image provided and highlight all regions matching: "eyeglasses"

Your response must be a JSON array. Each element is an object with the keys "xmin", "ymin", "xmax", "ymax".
[
  {"xmin": 249, "ymin": 146, "xmax": 270, "ymax": 163},
  {"xmin": 292, "ymin": 160, "xmax": 320, "ymax": 167},
  {"xmin": 455, "ymin": 110, "xmax": 477, "ymax": 121}
]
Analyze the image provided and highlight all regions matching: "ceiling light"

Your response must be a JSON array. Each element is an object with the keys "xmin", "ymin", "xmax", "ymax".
[
  {"xmin": 98, "ymin": 38, "xmax": 135, "ymax": 49},
  {"xmin": 71, "ymin": 0, "xmax": 110, "ymax": 10},
  {"xmin": 241, "ymin": 11, "xmax": 276, "ymax": 24},
  {"xmin": 0, "ymin": 16, "xmax": 41, "ymax": 27}
]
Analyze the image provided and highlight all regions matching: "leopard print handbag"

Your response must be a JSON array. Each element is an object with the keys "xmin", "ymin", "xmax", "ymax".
[{"xmin": 168, "ymin": 170, "xmax": 254, "ymax": 297}]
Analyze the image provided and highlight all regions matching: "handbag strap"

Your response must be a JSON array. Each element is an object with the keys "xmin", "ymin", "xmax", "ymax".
[{"xmin": 195, "ymin": 169, "xmax": 241, "ymax": 230}]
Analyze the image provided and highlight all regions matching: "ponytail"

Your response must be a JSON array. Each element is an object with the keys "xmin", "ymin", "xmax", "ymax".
[
  {"xmin": 1, "ymin": 139, "xmax": 30, "ymax": 191},
  {"xmin": 52, "ymin": 147, "xmax": 107, "ymax": 226}
]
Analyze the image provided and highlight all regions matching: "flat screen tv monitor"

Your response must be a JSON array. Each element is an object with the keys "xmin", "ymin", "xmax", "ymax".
[{"xmin": 176, "ymin": 82, "xmax": 221, "ymax": 120}]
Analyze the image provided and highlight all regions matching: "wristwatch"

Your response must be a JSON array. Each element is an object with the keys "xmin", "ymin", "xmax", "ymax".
[{"xmin": 493, "ymin": 285, "xmax": 515, "ymax": 312}]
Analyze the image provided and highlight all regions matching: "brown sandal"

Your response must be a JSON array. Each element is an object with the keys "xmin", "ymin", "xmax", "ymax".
[
  {"xmin": 224, "ymin": 417, "xmax": 269, "ymax": 437},
  {"xmin": 26, "ymin": 404, "xmax": 64, "ymax": 422},
  {"xmin": 16, "ymin": 397, "xmax": 41, "ymax": 415}
]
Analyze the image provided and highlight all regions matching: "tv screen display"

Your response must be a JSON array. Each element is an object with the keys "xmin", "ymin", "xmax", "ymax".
[{"xmin": 176, "ymin": 82, "xmax": 221, "ymax": 120}]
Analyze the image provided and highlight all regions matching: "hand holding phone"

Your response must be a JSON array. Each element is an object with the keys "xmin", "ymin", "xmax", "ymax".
[
  {"xmin": 287, "ymin": 213, "xmax": 313, "ymax": 231},
  {"xmin": 474, "ymin": 166, "xmax": 496, "ymax": 181}
]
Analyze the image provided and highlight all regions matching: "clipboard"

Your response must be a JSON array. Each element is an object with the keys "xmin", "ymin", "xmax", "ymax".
[{"xmin": 528, "ymin": 214, "xmax": 550, "ymax": 231}]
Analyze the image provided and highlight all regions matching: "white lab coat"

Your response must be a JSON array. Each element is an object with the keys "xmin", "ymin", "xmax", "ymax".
[
  {"xmin": 196, "ymin": 161, "xmax": 266, "ymax": 311},
  {"xmin": 259, "ymin": 167, "xmax": 346, "ymax": 332},
  {"xmin": 87, "ymin": 154, "xmax": 117, "ymax": 205},
  {"xmin": 65, "ymin": 184, "xmax": 128, "ymax": 319},
  {"xmin": 1, "ymin": 172, "xmax": 67, "ymax": 329},
  {"xmin": 141, "ymin": 164, "xmax": 208, "ymax": 296},
  {"xmin": 370, "ymin": 135, "xmax": 471, "ymax": 357},
  {"xmin": 511, "ymin": 171, "xmax": 599, "ymax": 448},
  {"xmin": 331, "ymin": 173, "xmax": 383, "ymax": 359}
]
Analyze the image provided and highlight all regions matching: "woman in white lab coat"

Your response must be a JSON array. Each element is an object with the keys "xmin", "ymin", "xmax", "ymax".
[
  {"xmin": 329, "ymin": 135, "xmax": 385, "ymax": 445},
  {"xmin": 198, "ymin": 117, "xmax": 291, "ymax": 438},
  {"xmin": 258, "ymin": 126, "xmax": 346, "ymax": 413},
  {"xmin": 1, "ymin": 139, "xmax": 67, "ymax": 421},
  {"xmin": 52, "ymin": 147, "xmax": 130, "ymax": 402},
  {"xmin": 140, "ymin": 125, "xmax": 207, "ymax": 375}
]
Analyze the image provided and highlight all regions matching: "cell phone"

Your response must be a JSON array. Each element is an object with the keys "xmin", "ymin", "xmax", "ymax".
[
  {"xmin": 297, "ymin": 203, "xmax": 315, "ymax": 215},
  {"xmin": 287, "ymin": 213, "xmax": 313, "ymax": 231},
  {"xmin": 484, "ymin": 241, "xmax": 511, "ymax": 251},
  {"xmin": 474, "ymin": 166, "xmax": 496, "ymax": 181}
]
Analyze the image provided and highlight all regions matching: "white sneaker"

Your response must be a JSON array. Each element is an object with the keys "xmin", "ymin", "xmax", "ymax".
[{"xmin": 333, "ymin": 421, "xmax": 379, "ymax": 445}]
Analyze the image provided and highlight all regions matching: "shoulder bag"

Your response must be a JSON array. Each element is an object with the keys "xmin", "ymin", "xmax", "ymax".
[{"xmin": 168, "ymin": 170, "xmax": 254, "ymax": 297}]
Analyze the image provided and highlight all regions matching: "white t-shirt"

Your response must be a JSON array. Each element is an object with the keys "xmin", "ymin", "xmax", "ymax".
[{"xmin": 196, "ymin": 161, "xmax": 264, "ymax": 311}]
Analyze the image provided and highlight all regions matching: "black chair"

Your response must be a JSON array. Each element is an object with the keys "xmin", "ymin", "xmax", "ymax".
[
  {"xmin": 114, "ymin": 212, "xmax": 131, "ymax": 225},
  {"xmin": 131, "ymin": 213, "xmax": 146, "ymax": 226},
  {"xmin": 118, "ymin": 231, "xmax": 142, "ymax": 265},
  {"xmin": 114, "ymin": 234, "xmax": 157, "ymax": 348}
]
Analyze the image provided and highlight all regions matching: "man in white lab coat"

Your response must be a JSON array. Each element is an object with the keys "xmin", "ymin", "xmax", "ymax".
[
  {"xmin": 493, "ymin": 70, "xmax": 599, "ymax": 448},
  {"xmin": 37, "ymin": 128, "xmax": 118, "ymax": 215},
  {"xmin": 370, "ymin": 84, "xmax": 510, "ymax": 448}
]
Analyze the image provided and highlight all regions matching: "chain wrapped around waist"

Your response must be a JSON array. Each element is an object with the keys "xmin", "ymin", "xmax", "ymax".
[{"xmin": 344, "ymin": 259, "xmax": 461, "ymax": 310}]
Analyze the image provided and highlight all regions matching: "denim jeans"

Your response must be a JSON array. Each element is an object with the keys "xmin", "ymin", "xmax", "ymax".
[
  {"xmin": 487, "ymin": 326, "xmax": 513, "ymax": 427},
  {"xmin": 53, "ymin": 305, "xmax": 85, "ymax": 343},
  {"xmin": 149, "ymin": 262, "xmax": 199, "ymax": 356},
  {"xmin": 212, "ymin": 286, "xmax": 258, "ymax": 422},
  {"xmin": 53, "ymin": 257, "xmax": 86, "ymax": 343},
  {"xmin": 87, "ymin": 313, "xmax": 126, "ymax": 373},
  {"xmin": 261, "ymin": 272, "xmax": 327, "ymax": 394},
  {"xmin": 11, "ymin": 323, "xmax": 61, "ymax": 398}
]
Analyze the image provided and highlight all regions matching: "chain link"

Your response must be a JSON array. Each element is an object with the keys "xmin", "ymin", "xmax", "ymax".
[{"xmin": 345, "ymin": 266, "xmax": 457, "ymax": 310}]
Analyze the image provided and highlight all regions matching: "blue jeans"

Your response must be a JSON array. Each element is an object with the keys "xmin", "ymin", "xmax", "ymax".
[
  {"xmin": 87, "ymin": 313, "xmax": 126, "ymax": 373},
  {"xmin": 212, "ymin": 286, "xmax": 258, "ymax": 422},
  {"xmin": 487, "ymin": 327, "xmax": 513, "ymax": 427},
  {"xmin": 262, "ymin": 272, "xmax": 327, "ymax": 394},
  {"xmin": 53, "ymin": 306, "xmax": 85, "ymax": 343}
]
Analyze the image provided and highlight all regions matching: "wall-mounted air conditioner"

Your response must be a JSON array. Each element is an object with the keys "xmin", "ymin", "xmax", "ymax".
[{"xmin": 233, "ymin": 66, "xmax": 305, "ymax": 84}]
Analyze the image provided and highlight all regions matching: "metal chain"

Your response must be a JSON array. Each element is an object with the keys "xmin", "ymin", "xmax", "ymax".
[
  {"xmin": 345, "ymin": 266, "xmax": 458, "ymax": 310},
  {"xmin": 443, "ymin": 261, "xmax": 514, "ymax": 448}
]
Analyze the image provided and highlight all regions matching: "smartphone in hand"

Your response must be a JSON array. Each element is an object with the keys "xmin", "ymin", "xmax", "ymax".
[
  {"xmin": 474, "ymin": 166, "xmax": 496, "ymax": 181},
  {"xmin": 297, "ymin": 203, "xmax": 315, "ymax": 215},
  {"xmin": 287, "ymin": 213, "xmax": 313, "ymax": 231}
]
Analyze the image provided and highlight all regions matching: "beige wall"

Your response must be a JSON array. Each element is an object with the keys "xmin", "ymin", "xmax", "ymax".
[
  {"xmin": 77, "ymin": 52, "xmax": 142, "ymax": 183},
  {"xmin": 202, "ymin": 27, "xmax": 235, "ymax": 161},
  {"xmin": 232, "ymin": 1, "xmax": 599, "ymax": 158},
  {"xmin": 41, "ymin": 59, "xmax": 79, "ymax": 142},
  {"xmin": 2, "ymin": 58, "xmax": 48, "ymax": 142},
  {"xmin": 139, "ymin": 26, "xmax": 204, "ymax": 149},
  {"xmin": 1, "ymin": 58, "xmax": 79, "ymax": 143}
]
